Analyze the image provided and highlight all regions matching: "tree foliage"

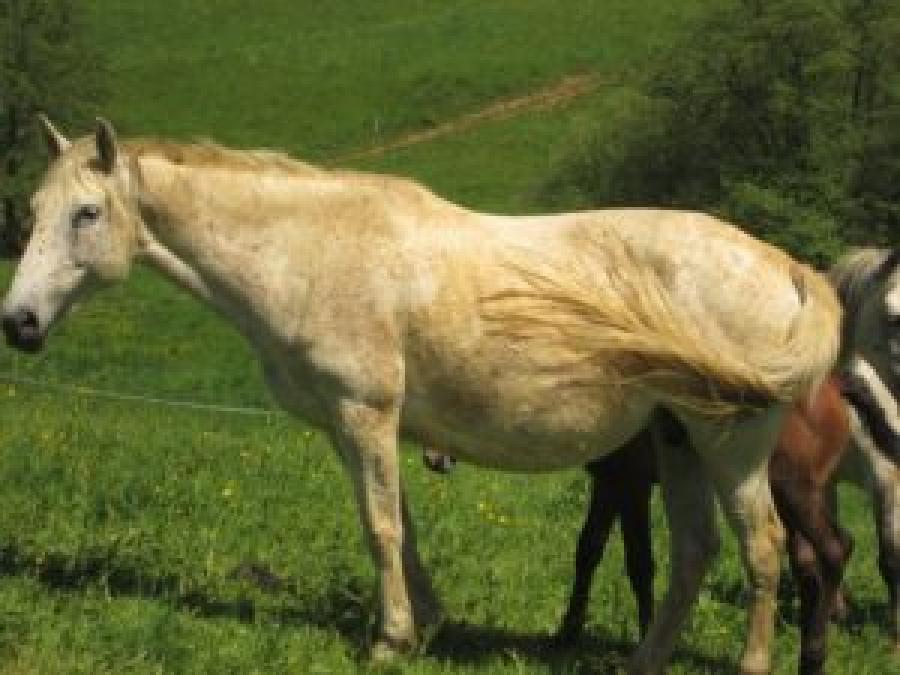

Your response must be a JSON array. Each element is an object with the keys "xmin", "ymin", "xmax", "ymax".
[
  {"xmin": 1, "ymin": 0, "xmax": 105, "ymax": 254},
  {"xmin": 541, "ymin": 0, "xmax": 900, "ymax": 266}
]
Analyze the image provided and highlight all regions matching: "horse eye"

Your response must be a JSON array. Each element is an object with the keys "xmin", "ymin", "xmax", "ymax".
[{"xmin": 71, "ymin": 204, "xmax": 101, "ymax": 227}]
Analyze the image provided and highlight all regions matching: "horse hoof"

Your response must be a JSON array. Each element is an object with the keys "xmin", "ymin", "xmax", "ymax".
[
  {"xmin": 550, "ymin": 626, "xmax": 581, "ymax": 649},
  {"xmin": 369, "ymin": 635, "xmax": 414, "ymax": 663},
  {"xmin": 369, "ymin": 640, "xmax": 398, "ymax": 663},
  {"xmin": 798, "ymin": 653, "xmax": 825, "ymax": 675}
]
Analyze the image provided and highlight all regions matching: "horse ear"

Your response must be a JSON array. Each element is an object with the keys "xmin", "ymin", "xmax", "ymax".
[
  {"xmin": 95, "ymin": 117, "xmax": 118, "ymax": 173},
  {"xmin": 37, "ymin": 113, "xmax": 70, "ymax": 159},
  {"xmin": 874, "ymin": 249, "xmax": 900, "ymax": 283}
]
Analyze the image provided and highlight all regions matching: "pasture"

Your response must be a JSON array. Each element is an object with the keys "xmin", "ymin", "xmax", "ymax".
[{"xmin": 0, "ymin": 1, "xmax": 897, "ymax": 672}]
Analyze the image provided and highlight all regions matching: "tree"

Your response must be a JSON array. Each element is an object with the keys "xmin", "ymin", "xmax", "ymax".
[
  {"xmin": 540, "ymin": 0, "xmax": 900, "ymax": 265},
  {"xmin": 1, "ymin": 0, "xmax": 105, "ymax": 254}
]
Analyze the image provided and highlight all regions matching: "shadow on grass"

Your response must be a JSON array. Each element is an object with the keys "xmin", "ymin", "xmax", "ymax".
[
  {"xmin": 706, "ymin": 574, "xmax": 893, "ymax": 638},
  {"xmin": 0, "ymin": 541, "xmax": 369, "ymax": 645},
  {"xmin": 426, "ymin": 621, "xmax": 736, "ymax": 673},
  {"xmin": 0, "ymin": 542, "xmax": 770, "ymax": 671}
]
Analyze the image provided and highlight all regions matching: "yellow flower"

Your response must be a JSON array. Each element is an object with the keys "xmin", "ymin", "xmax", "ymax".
[{"xmin": 222, "ymin": 485, "xmax": 234, "ymax": 498}]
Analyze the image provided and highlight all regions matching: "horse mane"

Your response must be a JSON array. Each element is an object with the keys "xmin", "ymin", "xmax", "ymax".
[
  {"xmin": 829, "ymin": 247, "xmax": 895, "ymax": 313},
  {"xmin": 829, "ymin": 247, "xmax": 900, "ymax": 364},
  {"xmin": 124, "ymin": 139, "xmax": 325, "ymax": 177},
  {"xmin": 123, "ymin": 138, "xmax": 454, "ymax": 211}
]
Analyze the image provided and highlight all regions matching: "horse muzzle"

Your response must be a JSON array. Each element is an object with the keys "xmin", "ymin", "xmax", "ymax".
[{"xmin": 2, "ymin": 307, "xmax": 45, "ymax": 353}]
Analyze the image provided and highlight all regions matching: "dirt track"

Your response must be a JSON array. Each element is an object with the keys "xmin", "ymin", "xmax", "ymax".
[{"xmin": 334, "ymin": 73, "xmax": 598, "ymax": 163}]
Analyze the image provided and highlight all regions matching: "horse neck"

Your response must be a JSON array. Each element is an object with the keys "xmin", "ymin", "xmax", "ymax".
[{"xmin": 134, "ymin": 156, "xmax": 315, "ymax": 342}]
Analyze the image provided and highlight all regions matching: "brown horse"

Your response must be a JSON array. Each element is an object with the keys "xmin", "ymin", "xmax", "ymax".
[{"xmin": 554, "ymin": 361, "xmax": 898, "ymax": 674}]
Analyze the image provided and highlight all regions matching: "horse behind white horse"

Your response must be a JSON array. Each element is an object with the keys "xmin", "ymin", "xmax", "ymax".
[
  {"xmin": 831, "ymin": 249, "xmax": 900, "ymax": 645},
  {"xmin": 1, "ymin": 117, "xmax": 842, "ymax": 673}
]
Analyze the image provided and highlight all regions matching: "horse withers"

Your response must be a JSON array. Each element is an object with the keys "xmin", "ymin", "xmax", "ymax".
[{"xmin": 2, "ymin": 117, "xmax": 841, "ymax": 673}]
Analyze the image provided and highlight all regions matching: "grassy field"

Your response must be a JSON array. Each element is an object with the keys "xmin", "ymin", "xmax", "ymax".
[{"xmin": 2, "ymin": 0, "xmax": 899, "ymax": 672}]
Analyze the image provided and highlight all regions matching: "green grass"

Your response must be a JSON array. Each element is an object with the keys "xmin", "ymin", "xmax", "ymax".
[
  {"xmin": 4, "ymin": 1, "xmax": 900, "ymax": 673},
  {"xmin": 82, "ymin": 0, "xmax": 704, "ymax": 162}
]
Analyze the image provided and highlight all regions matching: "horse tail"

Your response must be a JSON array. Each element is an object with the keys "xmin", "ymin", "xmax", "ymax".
[
  {"xmin": 482, "ymin": 239, "xmax": 842, "ymax": 416},
  {"xmin": 643, "ymin": 259, "xmax": 842, "ymax": 413}
]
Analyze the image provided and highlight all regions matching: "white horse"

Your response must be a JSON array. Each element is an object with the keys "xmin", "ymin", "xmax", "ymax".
[
  {"xmin": 831, "ymin": 249, "xmax": 900, "ymax": 648},
  {"xmin": 2, "ymin": 118, "xmax": 842, "ymax": 673}
]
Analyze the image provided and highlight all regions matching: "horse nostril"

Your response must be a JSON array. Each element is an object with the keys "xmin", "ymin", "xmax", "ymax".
[{"xmin": 18, "ymin": 308, "xmax": 39, "ymax": 331}]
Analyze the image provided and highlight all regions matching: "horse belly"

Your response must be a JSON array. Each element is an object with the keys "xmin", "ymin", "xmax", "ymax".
[{"xmin": 401, "ymin": 381, "xmax": 653, "ymax": 471}]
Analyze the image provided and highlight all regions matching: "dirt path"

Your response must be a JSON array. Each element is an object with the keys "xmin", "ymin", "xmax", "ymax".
[{"xmin": 333, "ymin": 73, "xmax": 599, "ymax": 164}]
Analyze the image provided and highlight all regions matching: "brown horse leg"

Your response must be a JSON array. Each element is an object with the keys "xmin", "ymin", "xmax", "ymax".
[
  {"xmin": 785, "ymin": 529, "xmax": 826, "ymax": 675},
  {"xmin": 773, "ymin": 481, "xmax": 853, "ymax": 675},
  {"xmin": 621, "ymin": 472, "xmax": 655, "ymax": 637},
  {"xmin": 555, "ymin": 463, "xmax": 621, "ymax": 645}
]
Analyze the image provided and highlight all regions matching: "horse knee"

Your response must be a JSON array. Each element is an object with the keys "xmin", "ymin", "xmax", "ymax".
[
  {"xmin": 822, "ymin": 532, "xmax": 852, "ymax": 580},
  {"xmin": 367, "ymin": 521, "xmax": 403, "ymax": 565},
  {"xmin": 675, "ymin": 524, "xmax": 720, "ymax": 576}
]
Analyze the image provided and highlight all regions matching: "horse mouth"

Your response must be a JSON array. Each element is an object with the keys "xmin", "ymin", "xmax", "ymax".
[
  {"xmin": 10, "ymin": 331, "xmax": 45, "ymax": 353},
  {"xmin": 2, "ymin": 310, "xmax": 46, "ymax": 353}
]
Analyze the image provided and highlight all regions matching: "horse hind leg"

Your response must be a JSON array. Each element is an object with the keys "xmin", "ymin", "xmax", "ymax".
[
  {"xmin": 773, "ymin": 479, "xmax": 853, "ymax": 675},
  {"xmin": 628, "ymin": 413, "xmax": 720, "ymax": 674},
  {"xmin": 679, "ymin": 406, "xmax": 788, "ymax": 675}
]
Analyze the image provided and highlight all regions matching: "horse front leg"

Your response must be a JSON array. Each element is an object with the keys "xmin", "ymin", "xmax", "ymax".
[
  {"xmin": 331, "ymin": 397, "xmax": 439, "ymax": 659},
  {"xmin": 628, "ymin": 416, "xmax": 719, "ymax": 675}
]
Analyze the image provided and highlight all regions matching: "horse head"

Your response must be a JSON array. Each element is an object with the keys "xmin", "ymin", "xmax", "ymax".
[{"xmin": 2, "ymin": 116, "xmax": 140, "ymax": 352}]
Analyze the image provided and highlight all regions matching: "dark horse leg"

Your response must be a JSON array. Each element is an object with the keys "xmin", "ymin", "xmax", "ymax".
[
  {"xmin": 554, "ymin": 460, "xmax": 622, "ymax": 645},
  {"xmin": 773, "ymin": 480, "xmax": 853, "ymax": 675},
  {"xmin": 620, "ymin": 468, "xmax": 655, "ymax": 637},
  {"xmin": 555, "ymin": 431, "xmax": 657, "ymax": 645}
]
